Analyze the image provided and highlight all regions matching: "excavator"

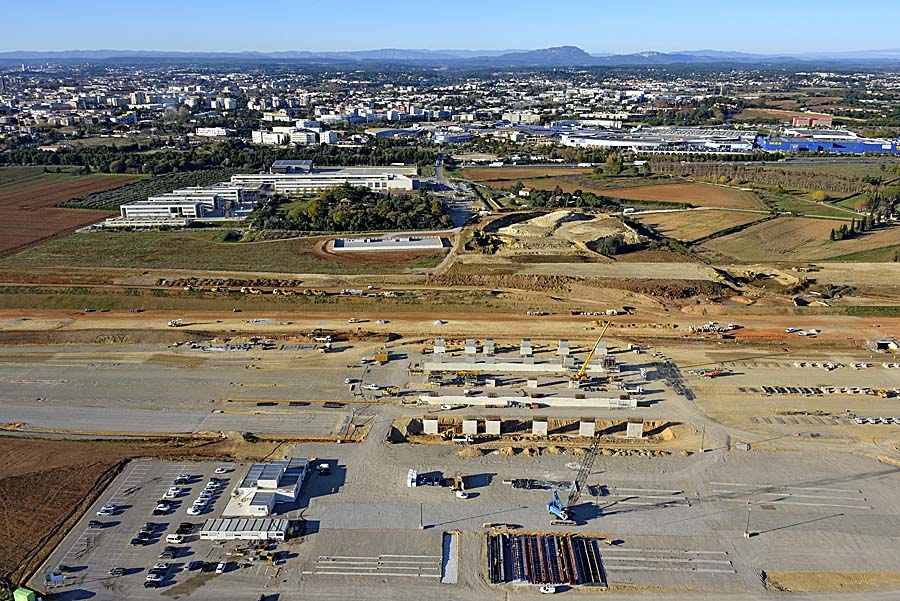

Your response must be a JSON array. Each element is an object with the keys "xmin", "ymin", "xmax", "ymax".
[{"xmin": 570, "ymin": 321, "xmax": 611, "ymax": 383}]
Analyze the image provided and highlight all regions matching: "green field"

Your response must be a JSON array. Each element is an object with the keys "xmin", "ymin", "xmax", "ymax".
[
  {"xmin": 2, "ymin": 230, "xmax": 444, "ymax": 274},
  {"xmin": 762, "ymin": 193, "xmax": 859, "ymax": 218},
  {"xmin": 824, "ymin": 244, "xmax": 900, "ymax": 262}
]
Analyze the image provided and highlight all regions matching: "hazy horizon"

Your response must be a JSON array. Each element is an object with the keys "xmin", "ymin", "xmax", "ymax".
[{"xmin": 7, "ymin": 0, "xmax": 900, "ymax": 55}]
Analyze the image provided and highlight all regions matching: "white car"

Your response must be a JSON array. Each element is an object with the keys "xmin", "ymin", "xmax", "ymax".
[
  {"xmin": 344, "ymin": 378, "xmax": 356, "ymax": 384},
  {"xmin": 785, "ymin": 328, "xmax": 798, "ymax": 333},
  {"xmin": 166, "ymin": 534, "xmax": 184, "ymax": 544},
  {"xmin": 364, "ymin": 384, "xmax": 380, "ymax": 391},
  {"xmin": 441, "ymin": 404, "xmax": 454, "ymax": 411},
  {"xmin": 540, "ymin": 584, "xmax": 557, "ymax": 594},
  {"xmin": 214, "ymin": 467, "xmax": 229, "ymax": 474},
  {"xmin": 455, "ymin": 490, "xmax": 469, "ymax": 499},
  {"xmin": 186, "ymin": 507, "xmax": 203, "ymax": 516},
  {"xmin": 153, "ymin": 563, "xmax": 169, "ymax": 571},
  {"xmin": 96, "ymin": 505, "xmax": 115, "ymax": 516},
  {"xmin": 215, "ymin": 561, "xmax": 228, "ymax": 575}
]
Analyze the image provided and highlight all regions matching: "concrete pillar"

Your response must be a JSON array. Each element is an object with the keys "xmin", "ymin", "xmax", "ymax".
[
  {"xmin": 465, "ymin": 339, "xmax": 476, "ymax": 354},
  {"xmin": 527, "ymin": 378, "xmax": 539, "ymax": 389},
  {"xmin": 485, "ymin": 419, "xmax": 501, "ymax": 436},
  {"xmin": 520, "ymin": 339, "xmax": 533, "ymax": 356},
  {"xmin": 532, "ymin": 419, "xmax": 548, "ymax": 436},
  {"xmin": 626, "ymin": 420, "xmax": 644, "ymax": 438},
  {"xmin": 483, "ymin": 339, "xmax": 495, "ymax": 355},
  {"xmin": 423, "ymin": 419, "xmax": 439, "ymax": 435},
  {"xmin": 462, "ymin": 419, "xmax": 478, "ymax": 435},
  {"xmin": 434, "ymin": 338, "xmax": 445, "ymax": 354},
  {"xmin": 485, "ymin": 378, "xmax": 497, "ymax": 388},
  {"xmin": 557, "ymin": 339, "xmax": 570, "ymax": 356},
  {"xmin": 578, "ymin": 420, "xmax": 596, "ymax": 437},
  {"xmin": 568, "ymin": 379, "xmax": 581, "ymax": 389}
]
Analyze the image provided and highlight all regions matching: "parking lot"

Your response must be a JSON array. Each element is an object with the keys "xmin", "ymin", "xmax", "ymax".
[{"xmin": 36, "ymin": 461, "xmax": 242, "ymax": 599}]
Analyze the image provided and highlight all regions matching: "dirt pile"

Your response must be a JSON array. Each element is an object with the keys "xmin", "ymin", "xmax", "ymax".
[
  {"xmin": 428, "ymin": 273, "xmax": 574, "ymax": 294},
  {"xmin": 588, "ymin": 277, "xmax": 728, "ymax": 300},
  {"xmin": 457, "ymin": 446, "xmax": 485, "ymax": 458}
]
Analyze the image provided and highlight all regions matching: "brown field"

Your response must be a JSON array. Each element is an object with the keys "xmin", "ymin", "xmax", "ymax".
[
  {"xmin": 702, "ymin": 216, "xmax": 900, "ymax": 262},
  {"xmin": 736, "ymin": 107, "xmax": 828, "ymax": 121},
  {"xmin": 0, "ymin": 436, "xmax": 281, "ymax": 583},
  {"xmin": 634, "ymin": 210, "xmax": 766, "ymax": 242},
  {"xmin": 601, "ymin": 183, "xmax": 765, "ymax": 210},
  {"xmin": 460, "ymin": 166, "xmax": 592, "ymax": 182},
  {"xmin": 0, "ymin": 172, "xmax": 139, "ymax": 209},
  {"xmin": 0, "ymin": 172, "xmax": 139, "ymax": 255}
]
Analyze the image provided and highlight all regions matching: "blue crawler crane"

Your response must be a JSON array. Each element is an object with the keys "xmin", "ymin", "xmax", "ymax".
[{"xmin": 547, "ymin": 434, "xmax": 602, "ymax": 525}]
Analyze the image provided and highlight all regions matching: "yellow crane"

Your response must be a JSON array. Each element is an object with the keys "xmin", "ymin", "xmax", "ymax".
[{"xmin": 572, "ymin": 321, "xmax": 611, "ymax": 381}]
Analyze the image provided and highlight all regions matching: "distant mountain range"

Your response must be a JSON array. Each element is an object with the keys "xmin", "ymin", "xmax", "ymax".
[{"xmin": 3, "ymin": 46, "xmax": 900, "ymax": 67}]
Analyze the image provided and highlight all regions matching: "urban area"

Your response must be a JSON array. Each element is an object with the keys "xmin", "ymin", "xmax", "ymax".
[{"xmin": 1, "ymin": 42, "xmax": 900, "ymax": 601}]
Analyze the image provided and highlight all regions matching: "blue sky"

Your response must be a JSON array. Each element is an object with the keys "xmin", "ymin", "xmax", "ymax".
[{"xmin": 5, "ymin": 0, "xmax": 898, "ymax": 54}]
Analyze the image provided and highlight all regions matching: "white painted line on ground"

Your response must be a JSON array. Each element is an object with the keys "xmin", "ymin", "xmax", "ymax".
[
  {"xmin": 606, "ymin": 565, "xmax": 736, "ymax": 574},
  {"xmin": 612, "ymin": 488, "xmax": 685, "ymax": 494},
  {"xmin": 603, "ymin": 557, "xmax": 733, "ymax": 565},
  {"xmin": 314, "ymin": 571, "xmax": 441, "ymax": 578},
  {"xmin": 602, "ymin": 548, "xmax": 728, "ymax": 555}
]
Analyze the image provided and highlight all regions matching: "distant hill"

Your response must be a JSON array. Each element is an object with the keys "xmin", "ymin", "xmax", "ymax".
[{"xmin": 2, "ymin": 46, "xmax": 900, "ymax": 67}]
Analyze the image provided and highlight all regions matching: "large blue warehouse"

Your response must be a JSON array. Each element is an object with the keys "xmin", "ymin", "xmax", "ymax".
[{"xmin": 758, "ymin": 128, "xmax": 900, "ymax": 154}]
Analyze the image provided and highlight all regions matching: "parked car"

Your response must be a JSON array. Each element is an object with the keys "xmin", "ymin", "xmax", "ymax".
[
  {"xmin": 107, "ymin": 567, "xmax": 125, "ymax": 576},
  {"xmin": 214, "ymin": 467, "xmax": 229, "ymax": 474},
  {"xmin": 215, "ymin": 561, "xmax": 228, "ymax": 574},
  {"xmin": 166, "ymin": 534, "xmax": 184, "ymax": 544},
  {"xmin": 540, "ymin": 584, "xmax": 557, "ymax": 594},
  {"xmin": 88, "ymin": 520, "xmax": 105, "ymax": 529},
  {"xmin": 186, "ymin": 560, "xmax": 204, "ymax": 571}
]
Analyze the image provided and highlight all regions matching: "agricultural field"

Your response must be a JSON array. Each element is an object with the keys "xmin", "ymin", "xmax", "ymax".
[
  {"xmin": 634, "ymin": 209, "xmax": 766, "ymax": 242},
  {"xmin": 602, "ymin": 182, "xmax": 766, "ymax": 210},
  {"xmin": 761, "ymin": 193, "xmax": 861, "ymax": 218},
  {"xmin": 0, "ymin": 168, "xmax": 140, "ymax": 255},
  {"xmin": 701, "ymin": 216, "xmax": 900, "ymax": 262},
  {"xmin": 3, "ymin": 230, "xmax": 446, "ymax": 274},
  {"xmin": 460, "ymin": 166, "xmax": 592, "ymax": 182},
  {"xmin": 59, "ymin": 167, "xmax": 238, "ymax": 210}
]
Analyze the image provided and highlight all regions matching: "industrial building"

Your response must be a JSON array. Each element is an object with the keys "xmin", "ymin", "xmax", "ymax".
[
  {"xmin": 199, "ymin": 518, "xmax": 289, "ymax": 542},
  {"xmin": 118, "ymin": 182, "xmax": 264, "ymax": 220},
  {"xmin": 231, "ymin": 161, "xmax": 419, "ymax": 194},
  {"xmin": 758, "ymin": 128, "xmax": 900, "ymax": 154},
  {"xmin": 224, "ymin": 457, "xmax": 309, "ymax": 517},
  {"xmin": 560, "ymin": 127, "xmax": 757, "ymax": 154},
  {"xmin": 332, "ymin": 235, "xmax": 446, "ymax": 252}
]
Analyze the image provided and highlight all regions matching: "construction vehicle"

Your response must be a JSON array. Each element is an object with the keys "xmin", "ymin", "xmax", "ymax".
[
  {"xmin": 570, "ymin": 321, "xmax": 611, "ymax": 383},
  {"xmin": 451, "ymin": 471, "xmax": 466, "ymax": 492},
  {"xmin": 248, "ymin": 288, "xmax": 262, "ymax": 295},
  {"xmin": 547, "ymin": 434, "xmax": 602, "ymax": 525},
  {"xmin": 699, "ymin": 368, "xmax": 723, "ymax": 378},
  {"xmin": 167, "ymin": 319, "xmax": 184, "ymax": 328}
]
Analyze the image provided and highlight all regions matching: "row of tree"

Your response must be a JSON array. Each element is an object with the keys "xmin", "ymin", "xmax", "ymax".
[{"xmin": 1, "ymin": 139, "xmax": 438, "ymax": 175}]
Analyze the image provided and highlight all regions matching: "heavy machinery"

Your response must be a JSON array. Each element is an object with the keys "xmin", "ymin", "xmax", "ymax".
[
  {"xmin": 570, "ymin": 321, "xmax": 611, "ymax": 383},
  {"xmin": 167, "ymin": 319, "xmax": 183, "ymax": 328},
  {"xmin": 547, "ymin": 434, "xmax": 602, "ymax": 525}
]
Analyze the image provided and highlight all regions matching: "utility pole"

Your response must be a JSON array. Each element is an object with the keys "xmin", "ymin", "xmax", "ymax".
[
  {"xmin": 419, "ymin": 502, "xmax": 425, "ymax": 530},
  {"xmin": 699, "ymin": 424, "xmax": 706, "ymax": 453}
]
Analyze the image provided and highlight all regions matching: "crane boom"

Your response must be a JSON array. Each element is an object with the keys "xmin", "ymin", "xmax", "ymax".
[
  {"xmin": 547, "ymin": 433, "xmax": 603, "ymax": 523},
  {"xmin": 573, "ymin": 321, "xmax": 611, "ymax": 381}
]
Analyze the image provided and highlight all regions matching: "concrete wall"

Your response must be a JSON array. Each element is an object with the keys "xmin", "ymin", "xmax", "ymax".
[
  {"xmin": 423, "ymin": 419, "xmax": 439, "ymax": 435},
  {"xmin": 626, "ymin": 421, "xmax": 645, "ymax": 438},
  {"xmin": 485, "ymin": 420, "xmax": 501, "ymax": 435},
  {"xmin": 462, "ymin": 419, "xmax": 478, "ymax": 435},
  {"xmin": 423, "ymin": 361, "xmax": 606, "ymax": 374},
  {"xmin": 417, "ymin": 395, "xmax": 637, "ymax": 409},
  {"xmin": 532, "ymin": 420, "xmax": 548, "ymax": 436}
]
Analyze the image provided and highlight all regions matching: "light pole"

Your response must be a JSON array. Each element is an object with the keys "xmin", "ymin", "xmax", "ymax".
[
  {"xmin": 743, "ymin": 502, "xmax": 752, "ymax": 538},
  {"xmin": 699, "ymin": 424, "xmax": 706, "ymax": 453}
]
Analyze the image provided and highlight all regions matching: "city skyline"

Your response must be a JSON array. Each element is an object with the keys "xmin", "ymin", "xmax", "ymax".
[{"xmin": 6, "ymin": 0, "xmax": 900, "ymax": 55}]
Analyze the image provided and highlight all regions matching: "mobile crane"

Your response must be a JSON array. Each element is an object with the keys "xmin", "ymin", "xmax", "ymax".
[
  {"xmin": 570, "ymin": 320, "xmax": 611, "ymax": 383},
  {"xmin": 547, "ymin": 433, "xmax": 602, "ymax": 525}
]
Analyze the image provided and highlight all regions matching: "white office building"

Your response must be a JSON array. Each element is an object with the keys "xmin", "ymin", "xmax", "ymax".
[
  {"xmin": 223, "ymin": 458, "xmax": 310, "ymax": 517},
  {"xmin": 231, "ymin": 162, "xmax": 419, "ymax": 194}
]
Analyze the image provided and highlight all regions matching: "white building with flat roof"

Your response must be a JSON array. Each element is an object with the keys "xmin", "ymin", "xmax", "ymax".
[
  {"xmin": 232, "ymin": 162, "xmax": 419, "ymax": 194},
  {"xmin": 224, "ymin": 457, "xmax": 309, "ymax": 517}
]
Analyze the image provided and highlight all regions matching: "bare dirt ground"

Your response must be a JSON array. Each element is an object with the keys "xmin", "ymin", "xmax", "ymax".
[
  {"xmin": 765, "ymin": 572, "xmax": 900, "ymax": 593},
  {"xmin": 634, "ymin": 210, "xmax": 767, "ymax": 242}
]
